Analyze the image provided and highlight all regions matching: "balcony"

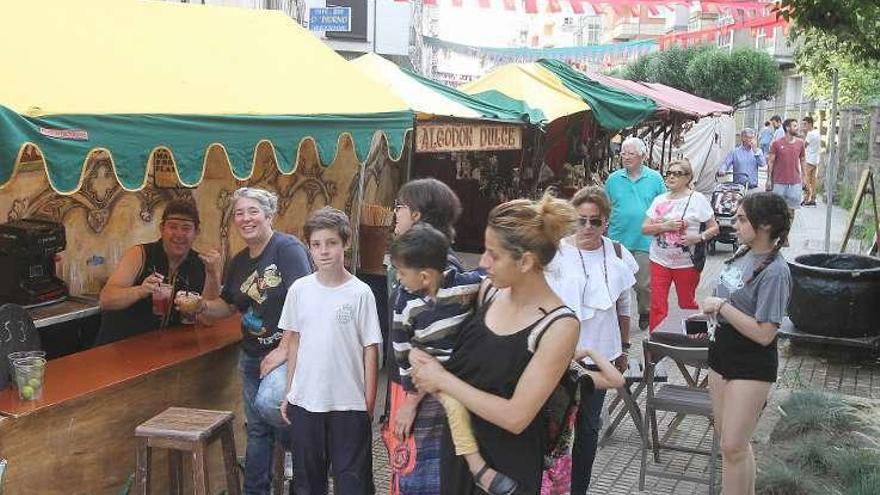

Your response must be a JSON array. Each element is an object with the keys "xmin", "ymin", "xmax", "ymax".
[{"xmin": 605, "ymin": 20, "xmax": 667, "ymax": 42}]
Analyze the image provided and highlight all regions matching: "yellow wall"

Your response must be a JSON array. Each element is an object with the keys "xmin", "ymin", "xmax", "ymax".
[{"xmin": 0, "ymin": 136, "xmax": 405, "ymax": 296}]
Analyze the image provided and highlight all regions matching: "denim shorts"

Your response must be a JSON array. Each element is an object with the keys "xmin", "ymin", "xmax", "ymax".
[{"xmin": 772, "ymin": 183, "xmax": 803, "ymax": 209}]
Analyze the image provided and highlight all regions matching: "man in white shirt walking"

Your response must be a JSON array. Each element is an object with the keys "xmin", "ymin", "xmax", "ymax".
[{"xmin": 801, "ymin": 115, "xmax": 821, "ymax": 206}]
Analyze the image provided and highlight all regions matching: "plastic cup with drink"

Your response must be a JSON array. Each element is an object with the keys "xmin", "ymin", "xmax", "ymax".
[
  {"xmin": 12, "ymin": 356, "xmax": 46, "ymax": 401},
  {"xmin": 174, "ymin": 290, "xmax": 202, "ymax": 325},
  {"xmin": 7, "ymin": 351, "xmax": 46, "ymax": 388},
  {"xmin": 152, "ymin": 282, "xmax": 173, "ymax": 316}
]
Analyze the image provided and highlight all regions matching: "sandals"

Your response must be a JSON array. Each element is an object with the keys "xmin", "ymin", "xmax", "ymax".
[{"xmin": 473, "ymin": 463, "xmax": 518, "ymax": 495}]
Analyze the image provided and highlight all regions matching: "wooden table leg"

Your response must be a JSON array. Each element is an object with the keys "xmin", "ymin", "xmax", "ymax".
[
  {"xmin": 168, "ymin": 450, "xmax": 184, "ymax": 495},
  {"xmin": 220, "ymin": 425, "xmax": 242, "ymax": 495},
  {"xmin": 134, "ymin": 438, "xmax": 151, "ymax": 495},
  {"xmin": 192, "ymin": 445, "xmax": 210, "ymax": 495}
]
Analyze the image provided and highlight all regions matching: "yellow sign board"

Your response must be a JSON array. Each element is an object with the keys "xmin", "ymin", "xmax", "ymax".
[{"xmin": 416, "ymin": 123, "xmax": 522, "ymax": 153}]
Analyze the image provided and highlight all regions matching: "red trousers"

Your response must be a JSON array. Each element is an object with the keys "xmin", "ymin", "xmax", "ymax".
[{"xmin": 649, "ymin": 261, "xmax": 701, "ymax": 331}]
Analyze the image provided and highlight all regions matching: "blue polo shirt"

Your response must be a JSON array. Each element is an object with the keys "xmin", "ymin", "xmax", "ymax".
[{"xmin": 605, "ymin": 165, "xmax": 666, "ymax": 253}]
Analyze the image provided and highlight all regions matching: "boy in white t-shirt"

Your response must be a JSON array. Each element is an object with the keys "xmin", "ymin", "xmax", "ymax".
[{"xmin": 278, "ymin": 206, "xmax": 382, "ymax": 495}]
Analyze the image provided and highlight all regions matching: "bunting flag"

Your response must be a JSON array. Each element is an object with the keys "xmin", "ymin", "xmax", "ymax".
[{"xmin": 401, "ymin": 0, "xmax": 773, "ymax": 16}]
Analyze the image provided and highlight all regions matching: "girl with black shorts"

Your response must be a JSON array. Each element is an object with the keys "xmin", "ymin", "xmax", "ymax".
[{"xmin": 701, "ymin": 192, "xmax": 792, "ymax": 495}]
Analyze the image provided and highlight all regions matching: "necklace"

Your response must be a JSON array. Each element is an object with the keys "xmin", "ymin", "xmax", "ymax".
[{"xmin": 577, "ymin": 238, "xmax": 609, "ymax": 306}]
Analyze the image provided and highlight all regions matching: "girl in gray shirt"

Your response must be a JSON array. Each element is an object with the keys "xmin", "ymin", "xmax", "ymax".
[{"xmin": 701, "ymin": 192, "xmax": 792, "ymax": 495}]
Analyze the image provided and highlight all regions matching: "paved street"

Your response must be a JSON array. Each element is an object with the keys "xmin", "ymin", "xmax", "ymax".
[{"xmin": 364, "ymin": 198, "xmax": 878, "ymax": 495}]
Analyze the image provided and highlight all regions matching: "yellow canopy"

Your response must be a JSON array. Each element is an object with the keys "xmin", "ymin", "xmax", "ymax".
[
  {"xmin": 461, "ymin": 63, "xmax": 589, "ymax": 124},
  {"xmin": 0, "ymin": 0, "xmax": 409, "ymax": 117}
]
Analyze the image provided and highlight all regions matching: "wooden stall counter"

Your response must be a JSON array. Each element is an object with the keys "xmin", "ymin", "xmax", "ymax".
[{"xmin": 0, "ymin": 318, "xmax": 246, "ymax": 494}]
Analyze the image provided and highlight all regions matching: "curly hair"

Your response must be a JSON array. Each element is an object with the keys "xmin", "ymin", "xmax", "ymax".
[{"xmin": 725, "ymin": 192, "xmax": 791, "ymax": 283}]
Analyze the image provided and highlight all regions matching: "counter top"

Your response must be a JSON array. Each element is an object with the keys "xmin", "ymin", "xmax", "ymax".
[
  {"xmin": 0, "ymin": 317, "xmax": 241, "ymax": 418},
  {"xmin": 26, "ymin": 296, "xmax": 100, "ymax": 328}
]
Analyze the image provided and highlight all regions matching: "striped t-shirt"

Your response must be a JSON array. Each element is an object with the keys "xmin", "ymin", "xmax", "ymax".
[{"xmin": 392, "ymin": 267, "xmax": 484, "ymax": 391}]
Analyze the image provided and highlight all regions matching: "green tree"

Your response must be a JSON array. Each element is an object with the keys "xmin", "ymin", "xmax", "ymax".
[
  {"xmin": 776, "ymin": 0, "xmax": 880, "ymax": 61},
  {"xmin": 778, "ymin": 0, "xmax": 880, "ymax": 105},
  {"xmin": 622, "ymin": 46, "xmax": 781, "ymax": 109}
]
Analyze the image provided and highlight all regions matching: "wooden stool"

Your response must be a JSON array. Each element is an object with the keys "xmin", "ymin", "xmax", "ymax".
[{"xmin": 134, "ymin": 407, "xmax": 241, "ymax": 495}]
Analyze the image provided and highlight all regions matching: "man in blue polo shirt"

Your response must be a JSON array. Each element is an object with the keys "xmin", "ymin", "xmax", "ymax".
[
  {"xmin": 717, "ymin": 128, "xmax": 765, "ymax": 191},
  {"xmin": 605, "ymin": 136, "xmax": 666, "ymax": 330}
]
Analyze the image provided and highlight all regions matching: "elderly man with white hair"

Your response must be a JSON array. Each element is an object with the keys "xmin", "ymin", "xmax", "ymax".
[
  {"xmin": 604, "ymin": 136, "xmax": 666, "ymax": 330},
  {"xmin": 717, "ymin": 127, "xmax": 766, "ymax": 191}
]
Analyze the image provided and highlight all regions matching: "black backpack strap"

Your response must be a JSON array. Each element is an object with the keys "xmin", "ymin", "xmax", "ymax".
[
  {"xmin": 527, "ymin": 306, "xmax": 578, "ymax": 354},
  {"xmin": 612, "ymin": 241, "xmax": 622, "ymax": 259}
]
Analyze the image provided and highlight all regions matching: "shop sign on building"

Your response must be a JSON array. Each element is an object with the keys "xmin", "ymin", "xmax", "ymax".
[
  {"xmin": 415, "ymin": 123, "xmax": 522, "ymax": 153},
  {"xmin": 308, "ymin": 7, "xmax": 351, "ymax": 32}
]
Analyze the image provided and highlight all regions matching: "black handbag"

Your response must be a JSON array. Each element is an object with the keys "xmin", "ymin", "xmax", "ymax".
[{"xmin": 682, "ymin": 192, "xmax": 707, "ymax": 272}]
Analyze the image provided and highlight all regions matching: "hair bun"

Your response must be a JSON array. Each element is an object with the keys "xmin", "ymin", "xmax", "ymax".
[{"xmin": 537, "ymin": 193, "xmax": 577, "ymax": 244}]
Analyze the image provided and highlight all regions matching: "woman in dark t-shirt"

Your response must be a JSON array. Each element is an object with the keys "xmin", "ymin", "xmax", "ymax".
[
  {"xmin": 197, "ymin": 187, "xmax": 312, "ymax": 495},
  {"xmin": 701, "ymin": 193, "xmax": 792, "ymax": 495}
]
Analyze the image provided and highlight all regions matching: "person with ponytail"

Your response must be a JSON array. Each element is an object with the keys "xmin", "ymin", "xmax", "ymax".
[
  {"xmin": 408, "ymin": 195, "xmax": 583, "ymax": 495},
  {"xmin": 701, "ymin": 192, "xmax": 792, "ymax": 495}
]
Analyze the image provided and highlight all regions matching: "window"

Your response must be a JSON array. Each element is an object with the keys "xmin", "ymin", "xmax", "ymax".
[{"xmin": 325, "ymin": 0, "xmax": 367, "ymax": 41}]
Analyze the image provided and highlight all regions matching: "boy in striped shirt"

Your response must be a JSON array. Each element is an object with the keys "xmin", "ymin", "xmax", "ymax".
[{"xmin": 390, "ymin": 223, "xmax": 517, "ymax": 495}]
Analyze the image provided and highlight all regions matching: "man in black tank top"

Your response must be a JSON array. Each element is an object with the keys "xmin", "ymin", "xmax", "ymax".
[{"xmin": 96, "ymin": 200, "xmax": 221, "ymax": 345}]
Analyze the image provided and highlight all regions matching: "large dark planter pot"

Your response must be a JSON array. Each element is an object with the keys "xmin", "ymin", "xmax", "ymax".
[{"xmin": 788, "ymin": 254, "xmax": 880, "ymax": 338}]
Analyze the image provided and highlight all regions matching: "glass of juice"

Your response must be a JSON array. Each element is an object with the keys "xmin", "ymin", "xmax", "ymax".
[{"xmin": 152, "ymin": 283, "xmax": 173, "ymax": 316}]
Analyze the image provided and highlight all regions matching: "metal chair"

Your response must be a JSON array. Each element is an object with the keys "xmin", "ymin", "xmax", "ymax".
[{"xmin": 639, "ymin": 339, "xmax": 720, "ymax": 494}]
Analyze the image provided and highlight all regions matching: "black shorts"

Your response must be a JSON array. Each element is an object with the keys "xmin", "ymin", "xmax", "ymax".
[{"xmin": 708, "ymin": 324, "xmax": 778, "ymax": 383}]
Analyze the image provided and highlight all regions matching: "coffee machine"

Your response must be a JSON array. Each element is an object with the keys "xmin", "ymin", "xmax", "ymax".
[{"xmin": 0, "ymin": 219, "xmax": 68, "ymax": 307}]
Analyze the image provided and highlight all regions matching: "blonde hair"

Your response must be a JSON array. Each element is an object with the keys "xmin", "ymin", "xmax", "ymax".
[
  {"xmin": 667, "ymin": 158, "xmax": 693, "ymax": 177},
  {"xmin": 487, "ymin": 194, "xmax": 577, "ymax": 267}
]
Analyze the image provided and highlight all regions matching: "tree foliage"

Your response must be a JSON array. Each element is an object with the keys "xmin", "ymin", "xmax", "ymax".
[
  {"xmin": 781, "ymin": 1, "xmax": 880, "ymax": 105},
  {"xmin": 775, "ymin": 0, "xmax": 880, "ymax": 62},
  {"xmin": 622, "ymin": 45, "xmax": 781, "ymax": 109}
]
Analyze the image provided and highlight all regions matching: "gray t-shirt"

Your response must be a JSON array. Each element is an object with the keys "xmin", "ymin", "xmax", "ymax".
[{"xmin": 714, "ymin": 251, "xmax": 791, "ymax": 324}]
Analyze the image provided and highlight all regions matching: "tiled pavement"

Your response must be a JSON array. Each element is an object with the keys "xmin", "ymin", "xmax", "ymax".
[{"xmin": 362, "ymin": 199, "xmax": 879, "ymax": 495}]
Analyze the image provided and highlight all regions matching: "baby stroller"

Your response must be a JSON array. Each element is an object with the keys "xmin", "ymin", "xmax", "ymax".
[{"xmin": 708, "ymin": 172, "xmax": 748, "ymax": 253}]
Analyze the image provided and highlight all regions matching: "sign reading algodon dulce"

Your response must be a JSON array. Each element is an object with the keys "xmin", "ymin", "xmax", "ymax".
[{"xmin": 416, "ymin": 124, "xmax": 522, "ymax": 153}]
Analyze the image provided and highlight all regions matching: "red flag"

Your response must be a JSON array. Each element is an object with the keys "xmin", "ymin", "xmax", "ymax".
[
  {"xmin": 569, "ymin": 0, "xmax": 584, "ymax": 14},
  {"xmin": 478, "ymin": 0, "xmax": 491, "ymax": 8},
  {"xmin": 547, "ymin": 0, "xmax": 562, "ymax": 13},
  {"xmin": 503, "ymin": 0, "xmax": 516, "ymax": 10},
  {"xmin": 524, "ymin": 0, "xmax": 538, "ymax": 13}
]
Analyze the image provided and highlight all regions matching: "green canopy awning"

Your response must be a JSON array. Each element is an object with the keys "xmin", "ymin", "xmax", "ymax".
[{"xmin": 537, "ymin": 59, "xmax": 657, "ymax": 130}]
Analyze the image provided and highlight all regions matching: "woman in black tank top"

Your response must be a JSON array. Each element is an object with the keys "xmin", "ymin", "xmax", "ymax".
[{"xmin": 409, "ymin": 196, "xmax": 581, "ymax": 494}]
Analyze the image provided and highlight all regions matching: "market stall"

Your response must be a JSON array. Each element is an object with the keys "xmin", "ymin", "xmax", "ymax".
[
  {"xmin": 461, "ymin": 59, "xmax": 658, "ymax": 196},
  {"xmin": 0, "ymin": 0, "xmax": 412, "ymax": 492},
  {"xmin": 352, "ymin": 53, "xmax": 533, "ymax": 251}
]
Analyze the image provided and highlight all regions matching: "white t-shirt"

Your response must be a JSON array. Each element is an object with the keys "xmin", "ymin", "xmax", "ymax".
[
  {"xmin": 545, "ymin": 237, "xmax": 637, "ymax": 361},
  {"xmin": 278, "ymin": 273, "xmax": 383, "ymax": 412},
  {"xmin": 805, "ymin": 129, "xmax": 821, "ymax": 165},
  {"xmin": 646, "ymin": 192, "xmax": 714, "ymax": 269}
]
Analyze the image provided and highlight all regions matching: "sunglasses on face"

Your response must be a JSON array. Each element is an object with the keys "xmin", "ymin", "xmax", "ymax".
[
  {"xmin": 664, "ymin": 170, "xmax": 689, "ymax": 178},
  {"xmin": 578, "ymin": 216, "xmax": 604, "ymax": 229}
]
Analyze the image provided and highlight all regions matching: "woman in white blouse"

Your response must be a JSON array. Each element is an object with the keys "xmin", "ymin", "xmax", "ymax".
[
  {"xmin": 642, "ymin": 159, "xmax": 720, "ymax": 331},
  {"xmin": 545, "ymin": 186, "xmax": 634, "ymax": 495}
]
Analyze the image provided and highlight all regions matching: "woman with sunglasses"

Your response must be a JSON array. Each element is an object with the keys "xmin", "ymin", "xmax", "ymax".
[
  {"xmin": 641, "ymin": 159, "xmax": 720, "ymax": 331},
  {"xmin": 545, "ymin": 186, "xmax": 632, "ymax": 494},
  {"xmin": 383, "ymin": 178, "xmax": 464, "ymax": 494}
]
